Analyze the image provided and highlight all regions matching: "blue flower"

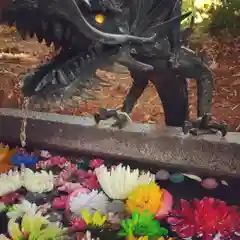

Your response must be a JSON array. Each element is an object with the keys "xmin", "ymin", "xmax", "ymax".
[{"xmin": 10, "ymin": 153, "xmax": 39, "ymax": 167}]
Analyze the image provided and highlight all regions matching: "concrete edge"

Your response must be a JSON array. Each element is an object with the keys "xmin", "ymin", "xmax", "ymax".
[{"xmin": 0, "ymin": 108, "xmax": 240, "ymax": 177}]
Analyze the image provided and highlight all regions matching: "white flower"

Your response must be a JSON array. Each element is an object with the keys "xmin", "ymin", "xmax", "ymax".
[
  {"xmin": 0, "ymin": 170, "xmax": 23, "ymax": 196},
  {"xmin": 0, "ymin": 168, "xmax": 55, "ymax": 196},
  {"xmin": 81, "ymin": 231, "xmax": 100, "ymax": 240},
  {"xmin": 40, "ymin": 150, "xmax": 51, "ymax": 158},
  {"xmin": 69, "ymin": 190, "xmax": 109, "ymax": 216},
  {"xmin": 7, "ymin": 200, "xmax": 39, "ymax": 219},
  {"xmin": 95, "ymin": 164, "xmax": 155, "ymax": 199},
  {"xmin": 0, "ymin": 234, "xmax": 9, "ymax": 240},
  {"xmin": 23, "ymin": 168, "xmax": 54, "ymax": 193}
]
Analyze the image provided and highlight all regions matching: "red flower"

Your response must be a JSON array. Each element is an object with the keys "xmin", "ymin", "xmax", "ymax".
[
  {"xmin": 52, "ymin": 196, "xmax": 68, "ymax": 209},
  {"xmin": 0, "ymin": 192, "xmax": 21, "ymax": 204},
  {"xmin": 71, "ymin": 218, "xmax": 87, "ymax": 230},
  {"xmin": 82, "ymin": 174, "xmax": 100, "ymax": 190},
  {"xmin": 89, "ymin": 159, "xmax": 104, "ymax": 169},
  {"xmin": 167, "ymin": 197, "xmax": 240, "ymax": 240},
  {"xmin": 167, "ymin": 199, "xmax": 195, "ymax": 238}
]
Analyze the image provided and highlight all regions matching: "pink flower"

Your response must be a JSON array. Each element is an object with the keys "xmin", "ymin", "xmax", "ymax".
[
  {"xmin": 58, "ymin": 182, "xmax": 84, "ymax": 193},
  {"xmin": 71, "ymin": 218, "xmax": 87, "ymax": 230},
  {"xmin": 37, "ymin": 156, "xmax": 67, "ymax": 169},
  {"xmin": 167, "ymin": 197, "xmax": 240, "ymax": 240},
  {"xmin": 52, "ymin": 196, "xmax": 68, "ymax": 209},
  {"xmin": 89, "ymin": 159, "xmax": 104, "ymax": 169},
  {"xmin": 75, "ymin": 169, "xmax": 91, "ymax": 179},
  {"xmin": 50, "ymin": 156, "xmax": 67, "ymax": 166}
]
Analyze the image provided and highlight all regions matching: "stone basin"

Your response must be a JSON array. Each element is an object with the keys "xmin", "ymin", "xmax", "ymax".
[{"xmin": 0, "ymin": 108, "xmax": 240, "ymax": 177}]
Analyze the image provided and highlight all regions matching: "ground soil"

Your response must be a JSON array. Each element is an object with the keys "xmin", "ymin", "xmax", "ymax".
[{"xmin": 0, "ymin": 25, "xmax": 239, "ymax": 131}]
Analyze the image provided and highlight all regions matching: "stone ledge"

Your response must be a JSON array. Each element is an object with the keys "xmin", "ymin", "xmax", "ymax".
[{"xmin": 0, "ymin": 108, "xmax": 240, "ymax": 176}]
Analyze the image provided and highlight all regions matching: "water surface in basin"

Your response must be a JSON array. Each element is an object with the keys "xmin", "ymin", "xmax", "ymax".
[{"xmin": 0, "ymin": 143, "xmax": 239, "ymax": 240}]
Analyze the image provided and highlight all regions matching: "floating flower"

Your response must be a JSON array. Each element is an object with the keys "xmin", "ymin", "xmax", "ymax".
[
  {"xmin": 55, "ymin": 164, "xmax": 77, "ymax": 186},
  {"xmin": 6, "ymin": 199, "xmax": 39, "ymax": 219},
  {"xmin": 0, "ymin": 169, "xmax": 23, "ymax": 196},
  {"xmin": 167, "ymin": 197, "xmax": 240, "ymax": 239},
  {"xmin": 52, "ymin": 196, "xmax": 68, "ymax": 209},
  {"xmin": 5, "ymin": 213, "xmax": 66, "ymax": 240},
  {"xmin": 81, "ymin": 231, "xmax": 99, "ymax": 240},
  {"xmin": 71, "ymin": 217, "xmax": 87, "ymax": 230},
  {"xmin": 89, "ymin": 159, "xmax": 104, "ymax": 169},
  {"xmin": 40, "ymin": 150, "xmax": 52, "ymax": 158},
  {"xmin": 55, "ymin": 164, "xmax": 91, "ymax": 186},
  {"xmin": 0, "ymin": 192, "xmax": 21, "ymax": 204},
  {"xmin": 119, "ymin": 211, "xmax": 168, "ymax": 238},
  {"xmin": 81, "ymin": 209, "xmax": 107, "ymax": 227},
  {"xmin": 95, "ymin": 164, "xmax": 155, "ymax": 199},
  {"xmin": 0, "ymin": 164, "xmax": 12, "ymax": 174},
  {"xmin": 36, "ymin": 156, "xmax": 68, "ymax": 169},
  {"xmin": 126, "ymin": 182, "xmax": 173, "ymax": 218},
  {"xmin": 0, "ymin": 234, "xmax": 9, "ymax": 240},
  {"xmin": 82, "ymin": 174, "xmax": 100, "ymax": 190},
  {"xmin": 23, "ymin": 168, "xmax": 54, "ymax": 193},
  {"xmin": 0, "ymin": 144, "xmax": 16, "ymax": 164},
  {"xmin": 58, "ymin": 182, "xmax": 84, "ymax": 193},
  {"xmin": 10, "ymin": 152, "xmax": 39, "ymax": 167},
  {"xmin": 68, "ymin": 189, "xmax": 109, "ymax": 216}
]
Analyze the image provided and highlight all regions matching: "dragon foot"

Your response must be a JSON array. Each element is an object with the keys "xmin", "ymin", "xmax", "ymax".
[
  {"xmin": 182, "ymin": 113, "xmax": 228, "ymax": 137},
  {"xmin": 94, "ymin": 108, "xmax": 132, "ymax": 129}
]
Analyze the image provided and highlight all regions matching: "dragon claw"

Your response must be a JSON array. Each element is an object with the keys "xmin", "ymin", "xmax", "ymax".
[
  {"xmin": 93, "ymin": 108, "xmax": 132, "ymax": 129},
  {"xmin": 182, "ymin": 113, "xmax": 228, "ymax": 137},
  {"xmin": 111, "ymin": 111, "xmax": 132, "ymax": 129}
]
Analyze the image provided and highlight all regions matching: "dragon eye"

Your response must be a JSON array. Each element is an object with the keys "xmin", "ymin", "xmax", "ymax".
[{"xmin": 95, "ymin": 14, "xmax": 105, "ymax": 24}]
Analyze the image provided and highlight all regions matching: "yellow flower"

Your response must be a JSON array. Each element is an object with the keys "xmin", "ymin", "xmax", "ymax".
[
  {"xmin": 126, "ymin": 182, "xmax": 163, "ymax": 215},
  {"xmin": 7, "ymin": 219, "xmax": 22, "ymax": 240},
  {"xmin": 81, "ymin": 209, "xmax": 107, "ymax": 227},
  {"xmin": 7, "ymin": 214, "xmax": 65, "ymax": 240}
]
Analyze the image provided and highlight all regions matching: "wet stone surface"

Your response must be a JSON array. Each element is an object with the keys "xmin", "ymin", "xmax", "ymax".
[{"xmin": 0, "ymin": 142, "xmax": 239, "ymax": 240}]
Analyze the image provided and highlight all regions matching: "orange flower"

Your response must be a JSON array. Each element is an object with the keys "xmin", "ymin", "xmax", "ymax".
[{"xmin": 0, "ymin": 144, "xmax": 16, "ymax": 164}]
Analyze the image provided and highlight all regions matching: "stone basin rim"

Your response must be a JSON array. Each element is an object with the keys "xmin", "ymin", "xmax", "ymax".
[{"xmin": 0, "ymin": 108, "xmax": 240, "ymax": 177}]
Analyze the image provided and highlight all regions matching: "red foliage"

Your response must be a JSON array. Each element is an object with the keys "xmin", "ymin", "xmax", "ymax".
[{"xmin": 167, "ymin": 197, "xmax": 240, "ymax": 240}]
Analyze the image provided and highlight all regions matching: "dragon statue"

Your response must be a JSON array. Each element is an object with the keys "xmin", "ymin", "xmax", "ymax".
[{"xmin": 0, "ymin": 0, "xmax": 227, "ymax": 136}]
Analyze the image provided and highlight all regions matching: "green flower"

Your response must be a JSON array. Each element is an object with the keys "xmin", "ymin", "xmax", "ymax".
[{"xmin": 119, "ymin": 211, "xmax": 168, "ymax": 238}]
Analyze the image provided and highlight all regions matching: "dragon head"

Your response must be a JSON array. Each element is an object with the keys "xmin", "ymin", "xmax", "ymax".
[{"xmin": 0, "ymin": 0, "xmax": 190, "ymax": 102}]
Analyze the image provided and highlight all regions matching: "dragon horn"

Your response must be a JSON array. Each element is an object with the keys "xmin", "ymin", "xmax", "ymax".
[{"xmin": 57, "ymin": 0, "xmax": 156, "ymax": 45}]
